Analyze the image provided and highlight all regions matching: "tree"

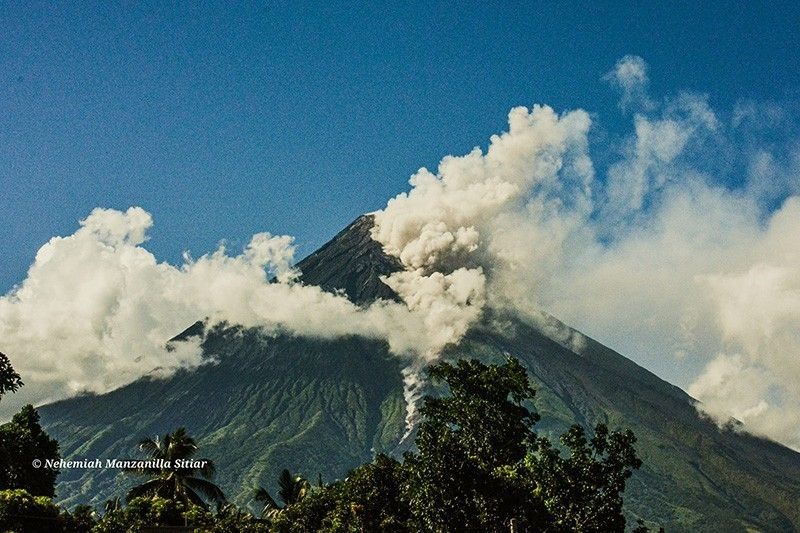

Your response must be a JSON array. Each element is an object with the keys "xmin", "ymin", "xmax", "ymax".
[
  {"xmin": 254, "ymin": 468, "xmax": 310, "ymax": 519},
  {"xmin": 125, "ymin": 427, "xmax": 225, "ymax": 509},
  {"xmin": 92, "ymin": 495, "xmax": 195, "ymax": 532},
  {"xmin": 323, "ymin": 454, "xmax": 411, "ymax": 532},
  {"xmin": 403, "ymin": 357, "xmax": 549, "ymax": 532},
  {"xmin": 0, "ymin": 488, "xmax": 62, "ymax": 532},
  {"xmin": 265, "ymin": 357, "xmax": 646, "ymax": 532},
  {"xmin": 528, "ymin": 424, "xmax": 642, "ymax": 532},
  {"xmin": 200, "ymin": 502, "xmax": 270, "ymax": 533},
  {"xmin": 0, "ymin": 405, "xmax": 60, "ymax": 497},
  {"xmin": 62, "ymin": 504, "xmax": 97, "ymax": 533},
  {"xmin": 92, "ymin": 496, "xmax": 273, "ymax": 533},
  {"xmin": 0, "ymin": 489, "xmax": 99, "ymax": 533},
  {"xmin": 0, "ymin": 353, "xmax": 60, "ymax": 498},
  {"xmin": 275, "ymin": 468, "xmax": 310, "ymax": 507},
  {"xmin": 253, "ymin": 486, "xmax": 278, "ymax": 518},
  {"xmin": 272, "ymin": 454, "xmax": 411, "ymax": 532},
  {"xmin": 0, "ymin": 353, "xmax": 23, "ymax": 400},
  {"xmin": 102, "ymin": 497, "xmax": 121, "ymax": 514}
]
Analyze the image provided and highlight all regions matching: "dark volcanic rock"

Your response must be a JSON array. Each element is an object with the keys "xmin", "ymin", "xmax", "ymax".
[{"xmin": 295, "ymin": 214, "xmax": 402, "ymax": 305}]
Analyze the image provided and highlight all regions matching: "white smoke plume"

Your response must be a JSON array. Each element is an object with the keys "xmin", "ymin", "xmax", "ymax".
[
  {"xmin": 371, "ymin": 57, "xmax": 800, "ymax": 449},
  {"xmin": 372, "ymin": 104, "xmax": 593, "ymax": 332},
  {"xmin": 370, "ymin": 105, "xmax": 594, "ymax": 430}
]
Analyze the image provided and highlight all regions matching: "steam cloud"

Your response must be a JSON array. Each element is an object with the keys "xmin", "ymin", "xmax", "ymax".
[
  {"xmin": 2, "ymin": 56, "xmax": 800, "ymax": 450},
  {"xmin": 0, "ymin": 207, "xmax": 471, "ymax": 419},
  {"xmin": 371, "ymin": 58, "xmax": 800, "ymax": 449}
]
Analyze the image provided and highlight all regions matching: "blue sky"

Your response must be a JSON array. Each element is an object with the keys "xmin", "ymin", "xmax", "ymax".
[{"xmin": 2, "ymin": 1, "xmax": 799, "ymax": 292}]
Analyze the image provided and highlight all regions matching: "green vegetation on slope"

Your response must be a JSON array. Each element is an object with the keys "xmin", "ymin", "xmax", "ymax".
[
  {"xmin": 37, "ymin": 316, "xmax": 800, "ymax": 532},
  {"xmin": 3, "ymin": 356, "xmax": 647, "ymax": 533},
  {"xmin": 40, "ymin": 326, "xmax": 407, "ymax": 509}
]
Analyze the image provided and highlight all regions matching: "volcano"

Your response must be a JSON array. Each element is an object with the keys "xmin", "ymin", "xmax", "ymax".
[{"xmin": 39, "ymin": 215, "xmax": 800, "ymax": 532}]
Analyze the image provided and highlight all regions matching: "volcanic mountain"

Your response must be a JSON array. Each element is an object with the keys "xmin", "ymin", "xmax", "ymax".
[{"xmin": 39, "ymin": 215, "xmax": 800, "ymax": 532}]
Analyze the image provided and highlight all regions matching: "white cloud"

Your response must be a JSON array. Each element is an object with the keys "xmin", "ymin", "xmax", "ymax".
[
  {"xmin": 0, "ymin": 207, "xmax": 483, "ymax": 419},
  {"xmin": 605, "ymin": 54, "xmax": 654, "ymax": 111},
  {"xmin": 732, "ymin": 99, "xmax": 789, "ymax": 129},
  {"xmin": 603, "ymin": 93, "xmax": 718, "ymax": 225},
  {"xmin": 372, "ymin": 60, "xmax": 800, "ymax": 449},
  {"xmin": 689, "ymin": 245, "xmax": 800, "ymax": 447}
]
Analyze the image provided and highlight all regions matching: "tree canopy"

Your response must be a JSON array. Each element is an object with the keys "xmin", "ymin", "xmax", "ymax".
[
  {"xmin": 0, "ymin": 405, "xmax": 61, "ymax": 498},
  {"xmin": 0, "ymin": 353, "xmax": 23, "ymax": 401},
  {"xmin": 404, "ymin": 357, "xmax": 549, "ymax": 532},
  {"xmin": 268, "ymin": 356, "xmax": 643, "ymax": 532}
]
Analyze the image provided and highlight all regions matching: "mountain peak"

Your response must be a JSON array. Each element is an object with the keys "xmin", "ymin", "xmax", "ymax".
[{"xmin": 295, "ymin": 214, "xmax": 402, "ymax": 305}]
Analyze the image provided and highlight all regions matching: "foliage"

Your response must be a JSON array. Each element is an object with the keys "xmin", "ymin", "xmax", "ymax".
[
  {"xmin": 271, "ymin": 454, "xmax": 411, "ymax": 532},
  {"xmin": 0, "ymin": 354, "xmax": 92, "ymax": 532},
  {"xmin": 324, "ymin": 454, "xmax": 410, "ymax": 532},
  {"xmin": 0, "ymin": 405, "xmax": 60, "ymax": 497},
  {"xmin": 269, "ymin": 482, "xmax": 339, "ymax": 532},
  {"xmin": 403, "ymin": 357, "xmax": 549, "ymax": 532},
  {"xmin": 125, "ymin": 427, "xmax": 225, "ymax": 508},
  {"xmin": 276, "ymin": 469, "xmax": 310, "ymax": 507},
  {"xmin": 528, "ymin": 424, "xmax": 642, "ymax": 532},
  {"xmin": 197, "ymin": 502, "xmax": 271, "ymax": 532},
  {"xmin": 102, "ymin": 497, "xmax": 120, "ymax": 514},
  {"xmin": 255, "ymin": 468, "xmax": 310, "ymax": 518},
  {"xmin": 90, "ymin": 496, "xmax": 269, "ymax": 533},
  {"xmin": 0, "ymin": 489, "xmax": 98, "ymax": 533},
  {"xmin": 0, "ymin": 488, "xmax": 63, "ymax": 532},
  {"xmin": 0, "ymin": 352, "xmax": 23, "ymax": 400},
  {"xmin": 62, "ymin": 504, "xmax": 98, "ymax": 533},
  {"xmin": 272, "ymin": 357, "xmax": 644, "ymax": 533},
  {"xmin": 91, "ymin": 495, "xmax": 195, "ymax": 532}
]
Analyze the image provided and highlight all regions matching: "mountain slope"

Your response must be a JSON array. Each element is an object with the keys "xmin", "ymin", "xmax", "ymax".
[
  {"xmin": 294, "ymin": 214, "xmax": 402, "ymax": 304},
  {"xmin": 39, "ymin": 215, "xmax": 800, "ymax": 532}
]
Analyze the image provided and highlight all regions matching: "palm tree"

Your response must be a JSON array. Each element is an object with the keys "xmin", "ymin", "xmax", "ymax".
[
  {"xmin": 253, "ymin": 486, "xmax": 279, "ymax": 518},
  {"xmin": 125, "ymin": 427, "xmax": 225, "ymax": 509},
  {"xmin": 254, "ymin": 468, "xmax": 310, "ymax": 518}
]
